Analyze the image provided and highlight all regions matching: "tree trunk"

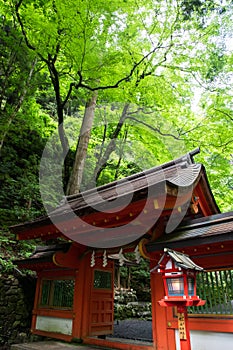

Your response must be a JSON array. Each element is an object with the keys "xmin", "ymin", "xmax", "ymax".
[
  {"xmin": 66, "ymin": 91, "xmax": 98, "ymax": 195},
  {"xmin": 48, "ymin": 62, "xmax": 69, "ymax": 157},
  {"xmin": 89, "ymin": 103, "xmax": 130, "ymax": 188},
  {"xmin": 114, "ymin": 126, "xmax": 128, "ymax": 180}
]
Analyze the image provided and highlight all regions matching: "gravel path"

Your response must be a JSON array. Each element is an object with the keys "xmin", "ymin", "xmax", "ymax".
[{"xmin": 111, "ymin": 319, "xmax": 153, "ymax": 342}]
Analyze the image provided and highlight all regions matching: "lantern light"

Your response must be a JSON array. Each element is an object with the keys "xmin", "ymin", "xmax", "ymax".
[{"xmin": 166, "ymin": 275, "xmax": 184, "ymax": 296}]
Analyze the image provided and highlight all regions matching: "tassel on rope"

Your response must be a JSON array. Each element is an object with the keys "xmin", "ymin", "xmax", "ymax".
[
  {"xmin": 119, "ymin": 248, "xmax": 124, "ymax": 266},
  {"xmin": 103, "ymin": 250, "xmax": 108, "ymax": 267},
  {"xmin": 91, "ymin": 250, "xmax": 95, "ymax": 267},
  {"xmin": 134, "ymin": 245, "xmax": 141, "ymax": 264}
]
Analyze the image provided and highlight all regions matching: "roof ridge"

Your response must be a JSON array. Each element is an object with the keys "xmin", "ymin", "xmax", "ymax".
[{"xmin": 63, "ymin": 149, "xmax": 199, "ymax": 203}]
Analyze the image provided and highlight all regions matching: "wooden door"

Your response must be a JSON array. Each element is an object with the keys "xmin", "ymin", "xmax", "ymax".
[{"xmin": 89, "ymin": 263, "xmax": 114, "ymax": 336}]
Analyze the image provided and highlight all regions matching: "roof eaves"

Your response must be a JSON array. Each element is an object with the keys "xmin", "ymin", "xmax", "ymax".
[{"xmin": 14, "ymin": 243, "xmax": 71, "ymax": 266}]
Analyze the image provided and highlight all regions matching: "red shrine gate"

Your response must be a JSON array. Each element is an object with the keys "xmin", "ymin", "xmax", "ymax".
[{"xmin": 12, "ymin": 150, "xmax": 233, "ymax": 350}]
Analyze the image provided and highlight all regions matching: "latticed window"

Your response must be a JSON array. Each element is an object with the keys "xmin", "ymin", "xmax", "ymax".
[
  {"xmin": 188, "ymin": 269, "xmax": 233, "ymax": 316},
  {"xmin": 39, "ymin": 278, "xmax": 75, "ymax": 309},
  {"xmin": 94, "ymin": 270, "xmax": 112, "ymax": 289}
]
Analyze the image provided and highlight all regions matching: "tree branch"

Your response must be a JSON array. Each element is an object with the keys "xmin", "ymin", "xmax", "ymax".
[
  {"xmin": 71, "ymin": 44, "xmax": 169, "ymax": 93},
  {"xmin": 127, "ymin": 116, "xmax": 182, "ymax": 140},
  {"xmin": 15, "ymin": 1, "xmax": 35, "ymax": 52},
  {"xmin": 213, "ymin": 108, "xmax": 233, "ymax": 122},
  {"xmin": 15, "ymin": 1, "xmax": 50, "ymax": 64}
]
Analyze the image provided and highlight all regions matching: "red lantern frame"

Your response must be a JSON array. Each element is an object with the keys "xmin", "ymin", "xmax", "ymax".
[{"xmin": 158, "ymin": 258, "xmax": 205, "ymax": 307}]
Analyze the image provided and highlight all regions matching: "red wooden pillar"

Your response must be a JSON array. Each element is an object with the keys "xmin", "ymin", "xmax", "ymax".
[
  {"xmin": 71, "ymin": 269, "xmax": 82, "ymax": 340},
  {"xmin": 80, "ymin": 253, "xmax": 93, "ymax": 338},
  {"xmin": 150, "ymin": 271, "xmax": 176, "ymax": 350},
  {"xmin": 31, "ymin": 274, "xmax": 41, "ymax": 333}
]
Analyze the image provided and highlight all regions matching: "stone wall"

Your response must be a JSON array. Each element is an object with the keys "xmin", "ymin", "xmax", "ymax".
[
  {"xmin": 114, "ymin": 289, "xmax": 151, "ymax": 320},
  {"xmin": 0, "ymin": 270, "xmax": 37, "ymax": 349}
]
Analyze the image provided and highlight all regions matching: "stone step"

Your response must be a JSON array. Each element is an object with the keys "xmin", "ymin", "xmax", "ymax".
[{"xmin": 11, "ymin": 341, "xmax": 96, "ymax": 350}]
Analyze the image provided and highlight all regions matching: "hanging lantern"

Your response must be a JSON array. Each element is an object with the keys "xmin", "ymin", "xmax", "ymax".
[
  {"xmin": 153, "ymin": 248, "xmax": 205, "ymax": 307},
  {"xmin": 151, "ymin": 248, "xmax": 206, "ymax": 350}
]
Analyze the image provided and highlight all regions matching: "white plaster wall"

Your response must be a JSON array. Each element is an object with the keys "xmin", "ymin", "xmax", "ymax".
[
  {"xmin": 175, "ymin": 330, "xmax": 233, "ymax": 350},
  {"xmin": 36, "ymin": 315, "xmax": 73, "ymax": 335}
]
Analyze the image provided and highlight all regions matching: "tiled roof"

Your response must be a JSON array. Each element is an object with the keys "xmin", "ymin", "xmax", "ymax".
[
  {"xmin": 11, "ymin": 149, "xmax": 219, "ymax": 235},
  {"xmin": 147, "ymin": 211, "xmax": 233, "ymax": 252}
]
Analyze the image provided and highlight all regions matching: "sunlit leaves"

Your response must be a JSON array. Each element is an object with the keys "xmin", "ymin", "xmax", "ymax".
[{"xmin": 1, "ymin": 0, "xmax": 232, "ymax": 214}]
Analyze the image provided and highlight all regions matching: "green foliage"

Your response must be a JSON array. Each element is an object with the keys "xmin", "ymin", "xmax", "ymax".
[
  {"xmin": 0, "ymin": 228, "xmax": 35, "ymax": 272},
  {"xmin": 121, "ymin": 254, "xmax": 151, "ymax": 301},
  {"xmin": 0, "ymin": 100, "xmax": 55, "ymax": 226},
  {"xmin": 0, "ymin": 13, "xmax": 38, "ymax": 149},
  {"xmin": 181, "ymin": 0, "xmax": 224, "ymax": 21},
  {"xmin": 0, "ymin": 0, "xmax": 232, "ymax": 271}
]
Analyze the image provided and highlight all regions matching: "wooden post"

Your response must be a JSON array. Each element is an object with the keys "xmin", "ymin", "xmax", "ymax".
[
  {"xmin": 72, "ymin": 269, "xmax": 83, "ymax": 340},
  {"xmin": 117, "ymin": 267, "xmax": 120, "ymax": 289},
  {"xmin": 80, "ymin": 253, "xmax": 93, "ymax": 338},
  {"xmin": 177, "ymin": 306, "xmax": 191, "ymax": 350},
  {"xmin": 31, "ymin": 274, "xmax": 41, "ymax": 333},
  {"xmin": 150, "ymin": 272, "xmax": 176, "ymax": 350}
]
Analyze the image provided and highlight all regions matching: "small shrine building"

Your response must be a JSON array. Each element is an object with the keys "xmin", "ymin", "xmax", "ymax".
[{"xmin": 12, "ymin": 149, "xmax": 233, "ymax": 350}]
